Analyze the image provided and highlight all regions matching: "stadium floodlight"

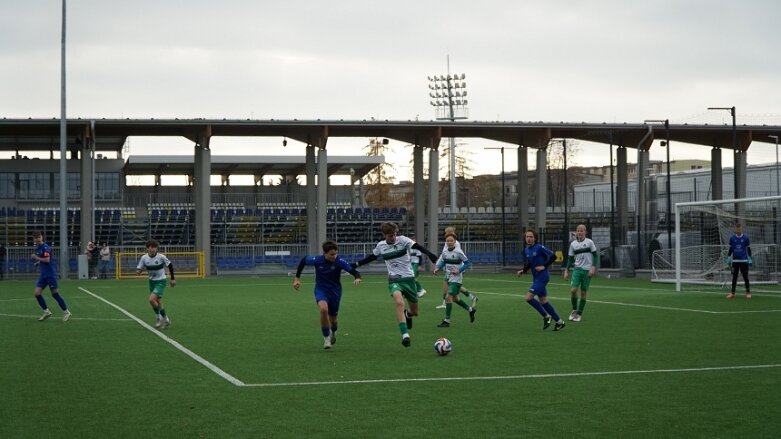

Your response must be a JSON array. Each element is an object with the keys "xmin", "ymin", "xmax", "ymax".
[
  {"xmin": 428, "ymin": 56, "xmax": 469, "ymax": 211},
  {"xmin": 645, "ymin": 119, "xmax": 672, "ymax": 250}
]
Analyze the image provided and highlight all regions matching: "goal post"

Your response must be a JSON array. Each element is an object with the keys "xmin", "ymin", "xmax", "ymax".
[
  {"xmin": 664, "ymin": 195, "xmax": 781, "ymax": 292},
  {"xmin": 116, "ymin": 251, "xmax": 206, "ymax": 279}
]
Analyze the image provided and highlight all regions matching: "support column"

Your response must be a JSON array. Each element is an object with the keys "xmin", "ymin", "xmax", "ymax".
[
  {"xmin": 414, "ymin": 145, "xmax": 425, "ymax": 245},
  {"xmin": 317, "ymin": 146, "xmax": 328, "ymax": 247},
  {"xmin": 79, "ymin": 133, "xmax": 94, "ymax": 251},
  {"xmin": 535, "ymin": 147, "xmax": 547, "ymax": 238},
  {"xmin": 517, "ymin": 145, "xmax": 528, "ymax": 237},
  {"xmin": 711, "ymin": 148, "xmax": 723, "ymax": 201},
  {"xmin": 734, "ymin": 149, "xmax": 747, "ymax": 199},
  {"xmin": 636, "ymin": 148, "xmax": 649, "ymax": 267},
  {"xmin": 616, "ymin": 146, "xmax": 628, "ymax": 245},
  {"xmin": 306, "ymin": 144, "xmax": 317, "ymax": 254},
  {"xmin": 427, "ymin": 145, "xmax": 439, "ymax": 253},
  {"xmin": 194, "ymin": 130, "xmax": 211, "ymax": 276}
]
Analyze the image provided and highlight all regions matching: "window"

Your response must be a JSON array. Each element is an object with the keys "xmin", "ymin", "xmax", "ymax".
[
  {"xmin": 0, "ymin": 173, "xmax": 14, "ymax": 198},
  {"xmin": 18, "ymin": 173, "xmax": 50, "ymax": 199}
]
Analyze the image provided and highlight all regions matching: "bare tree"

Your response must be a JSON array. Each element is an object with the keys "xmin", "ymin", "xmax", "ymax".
[{"xmin": 363, "ymin": 138, "xmax": 399, "ymax": 207}]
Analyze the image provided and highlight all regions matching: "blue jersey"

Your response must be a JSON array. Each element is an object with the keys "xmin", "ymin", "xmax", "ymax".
[
  {"xmin": 729, "ymin": 234, "xmax": 751, "ymax": 261},
  {"xmin": 302, "ymin": 255, "xmax": 356, "ymax": 296},
  {"xmin": 523, "ymin": 243, "xmax": 555, "ymax": 278},
  {"xmin": 35, "ymin": 242, "xmax": 57, "ymax": 278}
]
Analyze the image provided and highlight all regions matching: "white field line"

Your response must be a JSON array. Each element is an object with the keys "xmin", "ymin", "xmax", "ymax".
[
  {"xmin": 242, "ymin": 363, "xmax": 781, "ymax": 387},
  {"xmin": 0, "ymin": 312, "xmax": 131, "ymax": 321},
  {"xmin": 77, "ymin": 286, "xmax": 245, "ymax": 387},
  {"xmin": 467, "ymin": 290, "xmax": 781, "ymax": 314}
]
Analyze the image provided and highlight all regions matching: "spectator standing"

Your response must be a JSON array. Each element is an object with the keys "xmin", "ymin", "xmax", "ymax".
[{"xmin": 99, "ymin": 242, "xmax": 111, "ymax": 279}]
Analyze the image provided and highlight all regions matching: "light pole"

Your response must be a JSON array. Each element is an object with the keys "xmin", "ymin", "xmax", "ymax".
[
  {"xmin": 428, "ymin": 57, "xmax": 468, "ymax": 211},
  {"xmin": 769, "ymin": 135, "xmax": 780, "ymax": 197},
  {"xmin": 485, "ymin": 147, "xmax": 506, "ymax": 266},
  {"xmin": 645, "ymin": 119, "xmax": 671, "ymax": 250}
]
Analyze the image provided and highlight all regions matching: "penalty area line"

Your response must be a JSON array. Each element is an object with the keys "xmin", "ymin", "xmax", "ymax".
[
  {"xmin": 77, "ymin": 286, "xmax": 245, "ymax": 387},
  {"xmin": 242, "ymin": 363, "xmax": 781, "ymax": 387}
]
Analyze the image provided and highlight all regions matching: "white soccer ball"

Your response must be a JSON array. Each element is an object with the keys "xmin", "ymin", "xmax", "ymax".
[{"xmin": 433, "ymin": 337, "xmax": 452, "ymax": 356}]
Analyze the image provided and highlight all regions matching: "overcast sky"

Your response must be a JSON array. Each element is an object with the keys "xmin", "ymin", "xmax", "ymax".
[{"xmin": 2, "ymin": 0, "xmax": 780, "ymax": 179}]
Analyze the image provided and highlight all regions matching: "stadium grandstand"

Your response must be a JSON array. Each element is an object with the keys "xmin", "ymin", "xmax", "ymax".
[{"xmin": 1, "ymin": 118, "xmax": 781, "ymax": 279}]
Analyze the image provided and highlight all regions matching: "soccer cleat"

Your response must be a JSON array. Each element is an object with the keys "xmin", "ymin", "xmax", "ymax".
[
  {"xmin": 437, "ymin": 320, "xmax": 450, "ymax": 327},
  {"xmin": 38, "ymin": 309, "xmax": 52, "ymax": 321},
  {"xmin": 542, "ymin": 315, "xmax": 552, "ymax": 330},
  {"xmin": 404, "ymin": 309, "xmax": 413, "ymax": 330},
  {"xmin": 417, "ymin": 288, "xmax": 427, "ymax": 298},
  {"xmin": 435, "ymin": 302, "xmax": 446, "ymax": 309},
  {"xmin": 154, "ymin": 318, "xmax": 163, "ymax": 328},
  {"xmin": 330, "ymin": 332, "xmax": 336, "ymax": 345},
  {"xmin": 323, "ymin": 337, "xmax": 332, "ymax": 349},
  {"xmin": 568, "ymin": 309, "xmax": 578, "ymax": 321},
  {"xmin": 471, "ymin": 294, "xmax": 478, "ymax": 307},
  {"xmin": 160, "ymin": 318, "xmax": 171, "ymax": 329},
  {"xmin": 746, "ymin": 293, "xmax": 752, "ymax": 300},
  {"xmin": 62, "ymin": 310, "xmax": 72, "ymax": 322},
  {"xmin": 572, "ymin": 313, "xmax": 582, "ymax": 322},
  {"xmin": 469, "ymin": 307, "xmax": 477, "ymax": 323},
  {"xmin": 401, "ymin": 335, "xmax": 411, "ymax": 347},
  {"xmin": 726, "ymin": 293, "xmax": 736, "ymax": 299},
  {"xmin": 554, "ymin": 322, "xmax": 566, "ymax": 331}
]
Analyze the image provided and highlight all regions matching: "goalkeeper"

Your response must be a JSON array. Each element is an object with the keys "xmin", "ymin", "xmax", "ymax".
[{"xmin": 725, "ymin": 223, "xmax": 752, "ymax": 299}]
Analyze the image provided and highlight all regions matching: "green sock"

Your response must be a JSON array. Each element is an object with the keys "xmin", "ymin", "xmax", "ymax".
[
  {"xmin": 462, "ymin": 290, "xmax": 473, "ymax": 298},
  {"xmin": 571, "ymin": 296, "xmax": 578, "ymax": 309},
  {"xmin": 160, "ymin": 309, "xmax": 167, "ymax": 318},
  {"xmin": 445, "ymin": 302, "xmax": 453, "ymax": 319},
  {"xmin": 456, "ymin": 299, "xmax": 470, "ymax": 311},
  {"xmin": 152, "ymin": 306, "xmax": 160, "ymax": 316},
  {"xmin": 578, "ymin": 299, "xmax": 587, "ymax": 314},
  {"xmin": 399, "ymin": 322, "xmax": 408, "ymax": 334}
]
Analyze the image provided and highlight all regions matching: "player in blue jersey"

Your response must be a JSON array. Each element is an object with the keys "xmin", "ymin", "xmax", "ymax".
[
  {"xmin": 293, "ymin": 240, "xmax": 362, "ymax": 349},
  {"xmin": 31, "ymin": 231, "xmax": 71, "ymax": 322},
  {"xmin": 517, "ymin": 229, "xmax": 564, "ymax": 331},
  {"xmin": 726, "ymin": 223, "xmax": 752, "ymax": 299},
  {"xmin": 352, "ymin": 222, "xmax": 438, "ymax": 348}
]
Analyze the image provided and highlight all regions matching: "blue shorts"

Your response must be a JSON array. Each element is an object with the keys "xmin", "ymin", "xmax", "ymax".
[
  {"xmin": 36, "ymin": 275, "xmax": 58, "ymax": 290},
  {"xmin": 528, "ymin": 273, "xmax": 550, "ymax": 297},
  {"xmin": 314, "ymin": 287, "xmax": 342, "ymax": 317}
]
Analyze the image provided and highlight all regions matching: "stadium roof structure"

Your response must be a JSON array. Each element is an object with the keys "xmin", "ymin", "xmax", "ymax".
[
  {"xmin": 1, "ymin": 118, "xmax": 780, "ymax": 155},
  {"xmin": 122, "ymin": 154, "xmax": 384, "ymax": 179}
]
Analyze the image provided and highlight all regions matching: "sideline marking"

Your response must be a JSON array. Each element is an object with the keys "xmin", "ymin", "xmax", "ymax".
[
  {"xmin": 78, "ymin": 286, "xmax": 245, "ymax": 386},
  {"xmin": 242, "ymin": 363, "xmax": 781, "ymax": 387},
  {"xmin": 0, "ymin": 312, "xmax": 131, "ymax": 321},
  {"xmin": 466, "ymin": 290, "xmax": 781, "ymax": 314}
]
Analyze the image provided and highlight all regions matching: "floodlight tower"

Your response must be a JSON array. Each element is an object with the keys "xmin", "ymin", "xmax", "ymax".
[{"xmin": 428, "ymin": 58, "xmax": 468, "ymax": 211}]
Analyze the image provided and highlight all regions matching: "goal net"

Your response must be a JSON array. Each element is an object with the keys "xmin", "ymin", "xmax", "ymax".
[
  {"xmin": 651, "ymin": 195, "xmax": 781, "ymax": 292},
  {"xmin": 115, "ymin": 251, "xmax": 206, "ymax": 279}
]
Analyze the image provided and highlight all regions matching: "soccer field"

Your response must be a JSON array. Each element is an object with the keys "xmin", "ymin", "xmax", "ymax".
[{"xmin": 2, "ymin": 274, "xmax": 780, "ymax": 438}]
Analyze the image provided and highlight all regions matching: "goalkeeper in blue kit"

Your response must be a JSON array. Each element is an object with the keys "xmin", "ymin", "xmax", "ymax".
[{"xmin": 726, "ymin": 223, "xmax": 751, "ymax": 299}]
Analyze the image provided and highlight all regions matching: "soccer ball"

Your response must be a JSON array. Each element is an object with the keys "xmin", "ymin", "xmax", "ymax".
[{"xmin": 433, "ymin": 337, "xmax": 452, "ymax": 356}]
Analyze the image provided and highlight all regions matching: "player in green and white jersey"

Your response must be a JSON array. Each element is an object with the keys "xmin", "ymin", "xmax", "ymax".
[
  {"xmin": 562, "ymin": 224, "xmax": 598, "ymax": 322},
  {"xmin": 136, "ymin": 239, "xmax": 176, "ymax": 329},
  {"xmin": 436, "ymin": 226, "xmax": 478, "ymax": 309},
  {"xmin": 433, "ymin": 232, "xmax": 476, "ymax": 327},
  {"xmin": 353, "ymin": 222, "xmax": 437, "ymax": 348},
  {"xmin": 407, "ymin": 233, "xmax": 427, "ymax": 298}
]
